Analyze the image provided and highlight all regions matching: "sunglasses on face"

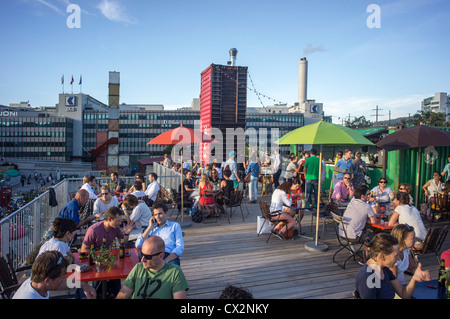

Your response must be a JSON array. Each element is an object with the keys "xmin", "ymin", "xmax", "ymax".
[
  {"xmin": 343, "ymin": 177, "xmax": 350, "ymax": 180},
  {"xmin": 399, "ymin": 187, "xmax": 405, "ymax": 190},
  {"xmin": 379, "ymin": 181, "xmax": 387, "ymax": 184},
  {"xmin": 101, "ymin": 192, "xmax": 109, "ymax": 195},
  {"xmin": 141, "ymin": 251, "xmax": 163, "ymax": 260}
]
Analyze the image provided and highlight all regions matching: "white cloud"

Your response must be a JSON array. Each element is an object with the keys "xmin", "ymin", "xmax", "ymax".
[
  {"xmin": 35, "ymin": 0, "xmax": 64, "ymax": 15},
  {"xmin": 97, "ymin": 0, "xmax": 137, "ymax": 24}
]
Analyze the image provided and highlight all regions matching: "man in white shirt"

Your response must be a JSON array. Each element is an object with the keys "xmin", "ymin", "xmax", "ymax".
[
  {"xmin": 13, "ymin": 251, "xmax": 95, "ymax": 299},
  {"xmin": 121, "ymin": 194, "xmax": 152, "ymax": 242},
  {"xmin": 145, "ymin": 173, "xmax": 160, "ymax": 207},
  {"xmin": 340, "ymin": 186, "xmax": 380, "ymax": 241},
  {"xmin": 80, "ymin": 175, "xmax": 98, "ymax": 200}
]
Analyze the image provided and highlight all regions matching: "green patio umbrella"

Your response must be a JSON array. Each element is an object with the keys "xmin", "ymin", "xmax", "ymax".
[
  {"xmin": 4, "ymin": 169, "xmax": 20, "ymax": 177},
  {"xmin": 276, "ymin": 120, "xmax": 374, "ymax": 252}
]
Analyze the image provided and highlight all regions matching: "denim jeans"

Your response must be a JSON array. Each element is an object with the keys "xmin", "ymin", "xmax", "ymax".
[
  {"xmin": 306, "ymin": 179, "xmax": 318, "ymax": 205},
  {"xmin": 273, "ymin": 169, "xmax": 282, "ymax": 189},
  {"xmin": 249, "ymin": 176, "xmax": 258, "ymax": 201}
]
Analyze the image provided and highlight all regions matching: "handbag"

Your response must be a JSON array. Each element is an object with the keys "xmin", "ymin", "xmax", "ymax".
[{"xmin": 244, "ymin": 172, "xmax": 251, "ymax": 183}]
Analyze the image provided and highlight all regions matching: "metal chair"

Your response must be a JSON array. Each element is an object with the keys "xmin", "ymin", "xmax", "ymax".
[
  {"xmin": 0, "ymin": 253, "xmax": 32, "ymax": 299},
  {"xmin": 428, "ymin": 193, "xmax": 448, "ymax": 226},
  {"xmin": 224, "ymin": 190, "xmax": 245, "ymax": 222},
  {"xmin": 258, "ymin": 201, "xmax": 288, "ymax": 242},
  {"xmin": 411, "ymin": 225, "xmax": 448, "ymax": 264},
  {"xmin": 330, "ymin": 212, "xmax": 365, "ymax": 269}
]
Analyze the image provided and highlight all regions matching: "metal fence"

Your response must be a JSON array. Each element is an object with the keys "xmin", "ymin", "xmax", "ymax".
[{"xmin": 0, "ymin": 176, "xmax": 135, "ymax": 269}]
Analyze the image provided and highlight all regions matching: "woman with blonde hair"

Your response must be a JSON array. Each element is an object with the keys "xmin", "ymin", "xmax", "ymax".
[{"xmin": 389, "ymin": 224, "xmax": 418, "ymax": 285}]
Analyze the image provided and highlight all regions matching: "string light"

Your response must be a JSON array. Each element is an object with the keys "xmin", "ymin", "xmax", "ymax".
[{"xmin": 220, "ymin": 69, "xmax": 287, "ymax": 112}]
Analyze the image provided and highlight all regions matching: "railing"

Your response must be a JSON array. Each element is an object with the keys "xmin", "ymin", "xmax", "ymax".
[
  {"xmin": 0, "ymin": 180, "xmax": 69, "ymax": 269},
  {"xmin": 153, "ymin": 163, "xmax": 182, "ymax": 192},
  {"xmin": 0, "ymin": 176, "xmax": 135, "ymax": 269}
]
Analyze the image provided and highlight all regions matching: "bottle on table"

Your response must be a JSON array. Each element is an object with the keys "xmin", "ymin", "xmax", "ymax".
[
  {"xmin": 102, "ymin": 236, "xmax": 107, "ymax": 247},
  {"xmin": 119, "ymin": 238, "xmax": 125, "ymax": 258},
  {"xmin": 445, "ymin": 286, "xmax": 450, "ymax": 299}
]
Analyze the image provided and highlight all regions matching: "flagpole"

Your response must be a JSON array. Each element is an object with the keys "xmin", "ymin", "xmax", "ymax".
[{"xmin": 61, "ymin": 75, "xmax": 64, "ymax": 94}]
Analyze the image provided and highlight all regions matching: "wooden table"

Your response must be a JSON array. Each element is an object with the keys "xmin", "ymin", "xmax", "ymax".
[{"xmin": 66, "ymin": 248, "xmax": 140, "ymax": 298}]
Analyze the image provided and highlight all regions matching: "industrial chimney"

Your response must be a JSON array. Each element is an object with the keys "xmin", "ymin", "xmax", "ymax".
[
  {"xmin": 229, "ymin": 48, "xmax": 238, "ymax": 66},
  {"xmin": 298, "ymin": 57, "xmax": 308, "ymax": 103}
]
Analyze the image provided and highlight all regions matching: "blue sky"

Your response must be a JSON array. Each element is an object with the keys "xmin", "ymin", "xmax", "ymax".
[{"xmin": 0, "ymin": 0, "xmax": 449, "ymax": 123}]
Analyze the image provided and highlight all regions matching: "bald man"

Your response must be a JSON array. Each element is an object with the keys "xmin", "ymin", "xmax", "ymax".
[
  {"xmin": 116, "ymin": 236, "xmax": 189, "ymax": 299},
  {"xmin": 59, "ymin": 189, "xmax": 94, "ymax": 228}
]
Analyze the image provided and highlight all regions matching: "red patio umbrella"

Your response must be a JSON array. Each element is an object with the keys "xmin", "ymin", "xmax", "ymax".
[{"xmin": 147, "ymin": 125, "xmax": 215, "ymax": 226}]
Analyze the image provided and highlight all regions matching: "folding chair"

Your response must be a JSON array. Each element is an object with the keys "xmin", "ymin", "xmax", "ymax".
[
  {"xmin": 225, "ymin": 190, "xmax": 245, "ymax": 222},
  {"xmin": 198, "ymin": 191, "xmax": 218, "ymax": 224},
  {"xmin": 411, "ymin": 225, "xmax": 448, "ymax": 264},
  {"xmin": 258, "ymin": 201, "xmax": 288, "ymax": 242},
  {"xmin": 428, "ymin": 193, "xmax": 448, "ymax": 226},
  {"xmin": 0, "ymin": 254, "xmax": 32, "ymax": 299},
  {"xmin": 330, "ymin": 212, "xmax": 365, "ymax": 269}
]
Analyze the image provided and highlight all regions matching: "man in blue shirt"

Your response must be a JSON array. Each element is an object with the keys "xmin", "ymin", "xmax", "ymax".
[
  {"xmin": 136, "ymin": 202, "xmax": 184, "ymax": 266},
  {"xmin": 334, "ymin": 149, "xmax": 353, "ymax": 181},
  {"xmin": 58, "ymin": 189, "xmax": 93, "ymax": 229}
]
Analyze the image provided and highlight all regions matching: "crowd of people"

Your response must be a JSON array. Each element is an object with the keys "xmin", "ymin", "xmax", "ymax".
[{"xmin": 9, "ymin": 150, "xmax": 450, "ymax": 300}]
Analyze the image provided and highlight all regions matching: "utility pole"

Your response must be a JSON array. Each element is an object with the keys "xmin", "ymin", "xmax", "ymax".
[{"xmin": 371, "ymin": 105, "xmax": 384, "ymax": 127}]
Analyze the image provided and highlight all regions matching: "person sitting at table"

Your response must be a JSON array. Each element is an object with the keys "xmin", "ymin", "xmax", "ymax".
[
  {"xmin": 136, "ymin": 201, "xmax": 184, "ymax": 266},
  {"xmin": 388, "ymin": 192, "xmax": 427, "ymax": 250},
  {"xmin": 216, "ymin": 169, "xmax": 235, "ymax": 213},
  {"xmin": 116, "ymin": 235, "xmax": 189, "ymax": 299},
  {"xmin": 340, "ymin": 186, "xmax": 380, "ymax": 243},
  {"xmin": 422, "ymin": 171, "xmax": 443, "ymax": 201},
  {"xmin": 209, "ymin": 168, "xmax": 220, "ymax": 189},
  {"xmin": 59, "ymin": 189, "xmax": 95, "ymax": 230},
  {"xmin": 269, "ymin": 181, "xmax": 297, "ymax": 239},
  {"xmin": 121, "ymin": 194, "xmax": 152, "ymax": 243},
  {"xmin": 145, "ymin": 173, "xmax": 160, "ymax": 207},
  {"xmin": 180, "ymin": 170, "xmax": 198, "ymax": 208},
  {"xmin": 130, "ymin": 181, "xmax": 146, "ymax": 199},
  {"xmin": 198, "ymin": 174, "xmax": 217, "ymax": 217},
  {"xmin": 38, "ymin": 217, "xmax": 77, "ymax": 264},
  {"xmin": 110, "ymin": 171, "xmax": 126, "ymax": 194},
  {"xmin": 81, "ymin": 175, "xmax": 99, "ymax": 200},
  {"xmin": 370, "ymin": 177, "xmax": 395, "ymax": 213},
  {"xmin": 397, "ymin": 183, "xmax": 414, "ymax": 206},
  {"xmin": 332, "ymin": 173, "xmax": 354, "ymax": 204},
  {"xmin": 93, "ymin": 185, "xmax": 120, "ymax": 220},
  {"xmin": 355, "ymin": 233, "xmax": 430, "ymax": 299},
  {"xmin": 13, "ymin": 250, "xmax": 96, "ymax": 299},
  {"xmin": 128, "ymin": 173, "xmax": 147, "ymax": 193},
  {"xmin": 81, "ymin": 206, "xmax": 135, "ymax": 298},
  {"xmin": 389, "ymin": 224, "xmax": 418, "ymax": 285}
]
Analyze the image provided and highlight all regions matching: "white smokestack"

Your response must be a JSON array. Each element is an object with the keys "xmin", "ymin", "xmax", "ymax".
[
  {"xmin": 229, "ymin": 48, "xmax": 238, "ymax": 66},
  {"xmin": 298, "ymin": 57, "xmax": 308, "ymax": 103}
]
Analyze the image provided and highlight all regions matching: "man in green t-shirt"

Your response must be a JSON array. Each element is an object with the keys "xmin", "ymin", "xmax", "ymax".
[
  {"xmin": 116, "ymin": 236, "xmax": 189, "ymax": 299},
  {"xmin": 304, "ymin": 148, "xmax": 320, "ymax": 207}
]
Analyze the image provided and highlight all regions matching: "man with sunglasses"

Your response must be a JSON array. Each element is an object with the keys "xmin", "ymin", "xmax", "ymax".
[
  {"xmin": 136, "ymin": 202, "xmax": 184, "ymax": 266},
  {"xmin": 116, "ymin": 236, "xmax": 189, "ymax": 299}
]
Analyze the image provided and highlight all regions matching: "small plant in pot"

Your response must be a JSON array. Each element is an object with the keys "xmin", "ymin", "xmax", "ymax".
[{"xmin": 89, "ymin": 244, "xmax": 117, "ymax": 271}]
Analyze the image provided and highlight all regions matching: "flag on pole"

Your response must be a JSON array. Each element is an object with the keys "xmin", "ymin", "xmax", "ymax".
[
  {"xmin": 79, "ymin": 75, "xmax": 82, "ymax": 85},
  {"xmin": 61, "ymin": 75, "xmax": 64, "ymax": 85},
  {"xmin": 70, "ymin": 76, "xmax": 74, "ymax": 85}
]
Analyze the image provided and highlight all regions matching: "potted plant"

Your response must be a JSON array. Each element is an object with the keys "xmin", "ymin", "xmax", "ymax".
[{"xmin": 89, "ymin": 245, "xmax": 117, "ymax": 271}]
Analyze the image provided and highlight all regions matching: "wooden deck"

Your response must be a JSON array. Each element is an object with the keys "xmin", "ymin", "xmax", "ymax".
[{"xmin": 179, "ymin": 195, "xmax": 449, "ymax": 299}]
